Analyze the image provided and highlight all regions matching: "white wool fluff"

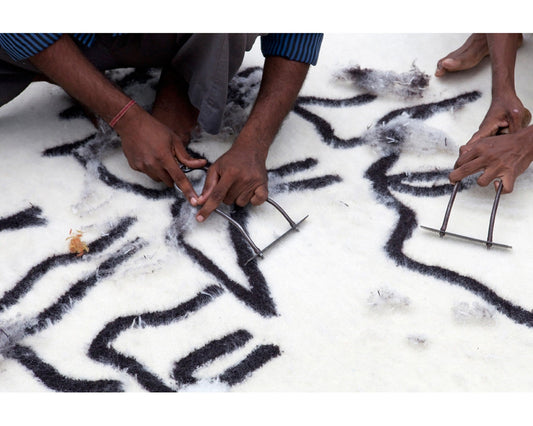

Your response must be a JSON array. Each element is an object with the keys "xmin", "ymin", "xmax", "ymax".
[
  {"xmin": 453, "ymin": 302, "xmax": 496, "ymax": 324},
  {"xmin": 407, "ymin": 334, "xmax": 429, "ymax": 348},
  {"xmin": 334, "ymin": 63, "xmax": 429, "ymax": 98},
  {"xmin": 367, "ymin": 287, "xmax": 411, "ymax": 311},
  {"xmin": 0, "ymin": 316, "xmax": 37, "ymax": 356}
]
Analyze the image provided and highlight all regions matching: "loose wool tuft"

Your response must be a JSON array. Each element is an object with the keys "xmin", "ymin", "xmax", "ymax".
[{"xmin": 335, "ymin": 64, "xmax": 430, "ymax": 98}]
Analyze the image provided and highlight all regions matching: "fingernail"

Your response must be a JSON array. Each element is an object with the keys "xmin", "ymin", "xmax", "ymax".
[
  {"xmin": 190, "ymin": 197, "xmax": 197, "ymax": 206},
  {"xmin": 196, "ymin": 215, "xmax": 204, "ymax": 223}
]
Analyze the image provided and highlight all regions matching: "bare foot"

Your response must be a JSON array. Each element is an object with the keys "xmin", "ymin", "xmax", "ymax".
[
  {"xmin": 435, "ymin": 34, "xmax": 490, "ymax": 77},
  {"xmin": 152, "ymin": 67, "xmax": 199, "ymax": 145}
]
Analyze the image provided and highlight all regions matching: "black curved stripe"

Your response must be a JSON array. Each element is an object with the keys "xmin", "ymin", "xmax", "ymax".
[
  {"xmin": 378, "ymin": 91, "xmax": 482, "ymax": 125},
  {"xmin": 365, "ymin": 153, "xmax": 533, "ymax": 327},
  {"xmin": 273, "ymin": 175, "xmax": 342, "ymax": 193},
  {"xmin": 25, "ymin": 238, "xmax": 145, "ymax": 335},
  {"xmin": 172, "ymin": 329, "xmax": 253, "ymax": 386},
  {"xmin": 0, "ymin": 217, "xmax": 136, "ymax": 312},
  {"xmin": 268, "ymin": 158, "xmax": 319, "ymax": 177},
  {"xmin": 292, "ymin": 104, "xmax": 365, "ymax": 149},
  {"xmin": 171, "ymin": 199, "xmax": 277, "ymax": 317},
  {"xmin": 0, "ymin": 206, "xmax": 46, "ymax": 232},
  {"xmin": 7, "ymin": 344, "xmax": 123, "ymax": 392},
  {"xmin": 219, "ymin": 344, "xmax": 281, "ymax": 386},
  {"xmin": 296, "ymin": 93, "xmax": 377, "ymax": 108},
  {"xmin": 88, "ymin": 285, "xmax": 224, "ymax": 392}
]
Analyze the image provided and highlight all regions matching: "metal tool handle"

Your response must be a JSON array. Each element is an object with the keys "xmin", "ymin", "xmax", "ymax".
[
  {"xmin": 174, "ymin": 165, "xmax": 306, "ymax": 262},
  {"xmin": 436, "ymin": 178, "xmax": 506, "ymax": 249},
  {"xmin": 213, "ymin": 208, "xmax": 264, "ymax": 258},
  {"xmin": 440, "ymin": 182, "xmax": 460, "ymax": 236},
  {"xmin": 486, "ymin": 179, "xmax": 504, "ymax": 249},
  {"xmin": 265, "ymin": 198, "xmax": 297, "ymax": 228}
]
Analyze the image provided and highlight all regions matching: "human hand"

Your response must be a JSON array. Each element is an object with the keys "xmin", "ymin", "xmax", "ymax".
[
  {"xmin": 194, "ymin": 146, "xmax": 269, "ymax": 222},
  {"xmin": 115, "ymin": 105, "xmax": 207, "ymax": 204},
  {"xmin": 468, "ymin": 94, "xmax": 531, "ymax": 144},
  {"xmin": 449, "ymin": 126, "xmax": 533, "ymax": 193}
]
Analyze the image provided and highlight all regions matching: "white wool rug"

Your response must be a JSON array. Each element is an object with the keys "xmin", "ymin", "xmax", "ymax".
[{"xmin": 2, "ymin": 34, "xmax": 533, "ymax": 392}]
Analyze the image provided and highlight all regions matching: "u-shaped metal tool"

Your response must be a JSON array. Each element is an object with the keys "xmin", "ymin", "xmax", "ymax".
[
  {"xmin": 174, "ymin": 165, "xmax": 308, "ymax": 264},
  {"xmin": 420, "ymin": 179, "xmax": 511, "ymax": 249}
]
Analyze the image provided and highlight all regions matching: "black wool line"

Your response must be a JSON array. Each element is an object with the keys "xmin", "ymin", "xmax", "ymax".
[
  {"xmin": 386, "ymin": 170, "xmax": 471, "ymax": 198},
  {"xmin": 0, "ymin": 216, "xmax": 136, "ymax": 312},
  {"xmin": 292, "ymin": 104, "xmax": 366, "ymax": 149},
  {"xmin": 26, "ymin": 238, "xmax": 144, "ymax": 335},
  {"xmin": 219, "ymin": 344, "xmax": 281, "ymax": 386},
  {"xmin": 175, "ymin": 202, "xmax": 279, "ymax": 318},
  {"xmin": 96, "ymin": 163, "xmax": 175, "ymax": 200},
  {"xmin": 0, "ymin": 206, "xmax": 46, "ymax": 232},
  {"xmin": 227, "ymin": 207, "xmax": 280, "ymax": 313},
  {"xmin": 42, "ymin": 134, "xmax": 96, "ymax": 158},
  {"xmin": 113, "ymin": 68, "xmax": 159, "ymax": 90},
  {"xmin": 268, "ymin": 158, "xmax": 319, "ymax": 178},
  {"xmin": 59, "ymin": 104, "xmax": 90, "ymax": 121},
  {"xmin": 365, "ymin": 153, "xmax": 533, "ymax": 328},
  {"xmin": 274, "ymin": 175, "xmax": 343, "ymax": 193},
  {"xmin": 178, "ymin": 236, "xmax": 277, "ymax": 317},
  {"xmin": 87, "ymin": 285, "xmax": 224, "ymax": 392},
  {"xmin": 378, "ymin": 91, "xmax": 482, "ymax": 125},
  {"xmin": 0, "ymin": 253, "xmax": 72, "ymax": 312},
  {"xmin": 172, "ymin": 329, "xmax": 253, "ymax": 386},
  {"xmin": 44, "ymin": 132, "xmax": 174, "ymax": 200},
  {"xmin": 170, "ymin": 197, "xmax": 276, "ymax": 317},
  {"xmin": 296, "ymin": 93, "xmax": 376, "ymax": 108},
  {"xmin": 7, "ymin": 344, "xmax": 123, "ymax": 392}
]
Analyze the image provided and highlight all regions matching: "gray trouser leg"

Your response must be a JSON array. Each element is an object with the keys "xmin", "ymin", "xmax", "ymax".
[
  {"xmin": 0, "ymin": 49, "xmax": 39, "ymax": 107},
  {"xmin": 170, "ymin": 34, "xmax": 259, "ymax": 134}
]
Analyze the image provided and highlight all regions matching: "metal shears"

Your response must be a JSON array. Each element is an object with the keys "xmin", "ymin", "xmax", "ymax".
[{"xmin": 174, "ymin": 165, "xmax": 308, "ymax": 264}]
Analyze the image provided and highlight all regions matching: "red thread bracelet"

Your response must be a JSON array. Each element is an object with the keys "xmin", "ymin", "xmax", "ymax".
[{"xmin": 109, "ymin": 99, "xmax": 136, "ymax": 128}]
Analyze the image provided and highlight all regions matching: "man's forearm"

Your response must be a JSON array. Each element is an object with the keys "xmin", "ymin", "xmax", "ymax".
[
  {"xmin": 29, "ymin": 34, "xmax": 133, "ymax": 124},
  {"xmin": 234, "ymin": 56, "xmax": 310, "ymax": 157},
  {"xmin": 487, "ymin": 34, "xmax": 521, "ymax": 98}
]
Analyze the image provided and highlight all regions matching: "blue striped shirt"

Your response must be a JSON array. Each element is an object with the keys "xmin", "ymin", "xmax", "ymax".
[
  {"xmin": 261, "ymin": 33, "xmax": 323, "ymax": 65},
  {"xmin": 0, "ymin": 33, "xmax": 323, "ymax": 65}
]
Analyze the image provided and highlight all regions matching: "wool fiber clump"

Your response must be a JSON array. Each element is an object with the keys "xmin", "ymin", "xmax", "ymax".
[
  {"xmin": 336, "ymin": 64, "xmax": 430, "ymax": 98},
  {"xmin": 453, "ymin": 302, "xmax": 496, "ymax": 324},
  {"xmin": 368, "ymin": 287, "xmax": 411, "ymax": 311},
  {"xmin": 364, "ymin": 114, "xmax": 453, "ymax": 156},
  {"xmin": 0, "ymin": 316, "xmax": 37, "ymax": 356}
]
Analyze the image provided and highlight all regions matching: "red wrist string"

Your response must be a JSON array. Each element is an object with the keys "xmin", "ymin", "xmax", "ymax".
[{"xmin": 109, "ymin": 99, "xmax": 136, "ymax": 128}]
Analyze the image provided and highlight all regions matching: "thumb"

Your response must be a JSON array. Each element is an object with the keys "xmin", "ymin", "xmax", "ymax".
[
  {"xmin": 472, "ymin": 120, "xmax": 507, "ymax": 143},
  {"xmin": 498, "ymin": 176, "xmax": 513, "ymax": 194},
  {"xmin": 172, "ymin": 136, "xmax": 207, "ymax": 169}
]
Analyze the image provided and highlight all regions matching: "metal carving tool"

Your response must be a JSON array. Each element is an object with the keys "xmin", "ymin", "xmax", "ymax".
[
  {"xmin": 174, "ymin": 165, "xmax": 308, "ymax": 264},
  {"xmin": 420, "ymin": 179, "xmax": 512, "ymax": 249}
]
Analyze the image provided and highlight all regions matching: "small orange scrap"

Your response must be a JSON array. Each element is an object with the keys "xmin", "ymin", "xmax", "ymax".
[{"xmin": 66, "ymin": 229, "xmax": 89, "ymax": 257}]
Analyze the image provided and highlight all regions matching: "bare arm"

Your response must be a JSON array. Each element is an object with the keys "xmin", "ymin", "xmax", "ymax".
[
  {"xmin": 467, "ymin": 34, "xmax": 530, "ymax": 142},
  {"xmin": 449, "ymin": 34, "xmax": 533, "ymax": 192},
  {"xmin": 29, "ymin": 35, "xmax": 205, "ymax": 203},
  {"xmin": 195, "ymin": 56, "xmax": 310, "ymax": 222}
]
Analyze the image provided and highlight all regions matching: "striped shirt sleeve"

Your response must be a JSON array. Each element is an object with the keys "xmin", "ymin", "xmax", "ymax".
[
  {"xmin": 260, "ymin": 33, "xmax": 324, "ymax": 65},
  {"xmin": 0, "ymin": 33, "xmax": 96, "ymax": 61}
]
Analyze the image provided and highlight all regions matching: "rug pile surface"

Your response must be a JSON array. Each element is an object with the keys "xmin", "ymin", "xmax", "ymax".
[{"xmin": 2, "ymin": 34, "xmax": 533, "ymax": 392}]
